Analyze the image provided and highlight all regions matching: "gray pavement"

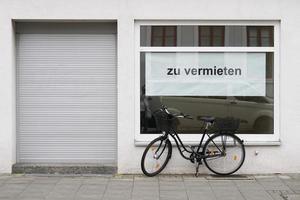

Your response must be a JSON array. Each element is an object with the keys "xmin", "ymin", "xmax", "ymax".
[{"xmin": 0, "ymin": 174, "xmax": 300, "ymax": 200}]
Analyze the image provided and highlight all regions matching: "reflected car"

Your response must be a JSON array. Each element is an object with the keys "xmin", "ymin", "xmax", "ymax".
[{"xmin": 148, "ymin": 96, "xmax": 273, "ymax": 134}]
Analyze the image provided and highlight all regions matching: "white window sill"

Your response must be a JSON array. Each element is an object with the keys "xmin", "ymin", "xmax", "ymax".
[{"xmin": 134, "ymin": 140, "xmax": 281, "ymax": 147}]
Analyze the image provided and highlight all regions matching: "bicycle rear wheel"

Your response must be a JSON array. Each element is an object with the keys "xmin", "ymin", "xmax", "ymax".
[
  {"xmin": 141, "ymin": 136, "xmax": 172, "ymax": 177},
  {"xmin": 203, "ymin": 133, "xmax": 245, "ymax": 175}
]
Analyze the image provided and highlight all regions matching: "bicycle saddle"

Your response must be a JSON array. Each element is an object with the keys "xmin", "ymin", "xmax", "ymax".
[{"xmin": 198, "ymin": 116, "xmax": 215, "ymax": 123}]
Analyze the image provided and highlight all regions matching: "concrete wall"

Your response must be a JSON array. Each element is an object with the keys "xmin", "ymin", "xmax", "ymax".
[{"xmin": 0, "ymin": 0, "xmax": 300, "ymax": 173}]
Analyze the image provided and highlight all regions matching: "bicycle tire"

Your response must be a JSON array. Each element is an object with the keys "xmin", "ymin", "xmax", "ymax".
[
  {"xmin": 203, "ymin": 133, "xmax": 245, "ymax": 175},
  {"xmin": 141, "ymin": 136, "xmax": 172, "ymax": 177}
]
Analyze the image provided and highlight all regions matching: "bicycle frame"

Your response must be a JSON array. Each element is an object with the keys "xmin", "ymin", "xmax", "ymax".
[
  {"xmin": 153, "ymin": 106, "xmax": 228, "ymax": 163},
  {"xmin": 160, "ymin": 122, "xmax": 224, "ymax": 162},
  {"xmin": 168, "ymin": 129, "xmax": 205, "ymax": 160}
]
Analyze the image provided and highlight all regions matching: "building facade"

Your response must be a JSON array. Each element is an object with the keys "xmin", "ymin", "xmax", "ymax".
[{"xmin": 0, "ymin": 0, "xmax": 300, "ymax": 174}]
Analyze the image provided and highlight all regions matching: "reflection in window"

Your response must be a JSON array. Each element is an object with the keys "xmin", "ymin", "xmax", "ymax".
[
  {"xmin": 140, "ymin": 25, "xmax": 274, "ymax": 47},
  {"xmin": 199, "ymin": 26, "xmax": 225, "ymax": 46},
  {"xmin": 151, "ymin": 26, "xmax": 177, "ymax": 46},
  {"xmin": 234, "ymin": 96, "xmax": 270, "ymax": 103},
  {"xmin": 140, "ymin": 52, "xmax": 274, "ymax": 135},
  {"xmin": 247, "ymin": 26, "xmax": 274, "ymax": 47},
  {"xmin": 266, "ymin": 53, "xmax": 274, "ymax": 79}
]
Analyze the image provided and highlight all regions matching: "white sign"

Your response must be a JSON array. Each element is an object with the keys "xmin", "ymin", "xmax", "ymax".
[{"xmin": 145, "ymin": 52, "xmax": 266, "ymax": 96}]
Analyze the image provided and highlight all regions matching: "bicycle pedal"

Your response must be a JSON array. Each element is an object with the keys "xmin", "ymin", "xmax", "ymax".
[{"xmin": 196, "ymin": 159, "xmax": 203, "ymax": 165}]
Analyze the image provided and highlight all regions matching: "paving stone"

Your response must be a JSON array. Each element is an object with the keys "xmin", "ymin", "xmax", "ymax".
[
  {"xmin": 0, "ymin": 174, "xmax": 299, "ymax": 200},
  {"xmin": 135, "ymin": 179, "xmax": 159, "ymax": 184},
  {"xmin": 56, "ymin": 177, "xmax": 84, "ymax": 185},
  {"xmin": 160, "ymin": 190, "xmax": 188, "ymax": 200},
  {"xmin": 82, "ymin": 177, "xmax": 110, "ymax": 185},
  {"xmin": 109, "ymin": 179, "xmax": 133, "ymax": 186},
  {"xmin": 184, "ymin": 180, "xmax": 211, "ymax": 189},
  {"xmin": 0, "ymin": 175, "xmax": 12, "ymax": 180},
  {"xmin": 75, "ymin": 197, "xmax": 101, "ymax": 200},
  {"xmin": 287, "ymin": 194, "xmax": 300, "ymax": 200},
  {"xmin": 158, "ymin": 175, "xmax": 183, "ymax": 182},
  {"xmin": 16, "ymin": 197, "xmax": 45, "ymax": 200},
  {"xmin": 102, "ymin": 192, "xmax": 132, "ymax": 200},
  {"xmin": 283, "ymin": 180, "xmax": 300, "ymax": 193},
  {"xmin": 17, "ymin": 183, "xmax": 55, "ymax": 199},
  {"xmin": 188, "ymin": 193, "xmax": 216, "ymax": 200},
  {"xmin": 0, "ymin": 184, "xmax": 28, "ymax": 198},
  {"xmin": 212, "ymin": 189, "xmax": 245, "ymax": 200},
  {"xmin": 133, "ymin": 186, "xmax": 159, "ymax": 192},
  {"xmin": 76, "ymin": 184, "xmax": 106, "ymax": 196},
  {"xmin": 132, "ymin": 191, "xmax": 159, "ymax": 199},
  {"xmin": 255, "ymin": 177, "xmax": 293, "ymax": 192},
  {"xmin": 132, "ymin": 196, "xmax": 159, "ymax": 200},
  {"xmin": 234, "ymin": 180, "xmax": 264, "ymax": 190},
  {"xmin": 31, "ymin": 176, "xmax": 61, "ymax": 184},
  {"xmin": 268, "ymin": 190, "xmax": 290, "ymax": 200},
  {"xmin": 258, "ymin": 181, "xmax": 293, "ymax": 191},
  {"xmin": 240, "ymin": 190, "xmax": 273, "ymax": 200},
  {"xmin": 133, "ymin": 188, "xmax": 159, "ymax": 194},
  {"xmin": 46, "ymin": 183, "xmax": 81, "ymax": 200},
  {"xmin": 134, "ymin": 175, "xmax": 158, "ymax": 181},
  {"xmin": 209, "ymin": 180, "xmax": 237, "ymax": 190},
  {"xmin": 159, "ymin": 183, "xmax": 186, "ymax": 191},
  {"xmin": 182, "ymin": 175, "xmax": 207, "ymax": 181},
  {"xmin": 5, "ymin": 177, "xmax": 35, "ymax": 184}
]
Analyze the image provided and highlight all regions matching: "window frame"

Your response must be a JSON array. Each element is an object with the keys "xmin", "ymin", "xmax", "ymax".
[{"xmin": 134, "ymin": 20, "xmax": 280, "ymax": 145}]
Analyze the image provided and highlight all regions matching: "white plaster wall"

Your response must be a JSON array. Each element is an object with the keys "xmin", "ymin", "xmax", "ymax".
[{"xmin": 0, "ymin": 0, "xmax": 300, "ymax": 173}]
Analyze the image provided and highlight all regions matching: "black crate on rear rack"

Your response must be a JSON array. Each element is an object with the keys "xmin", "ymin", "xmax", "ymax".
[{"xmin": 212, "ymin": 117, "xmax": 240, "ymax": 133}]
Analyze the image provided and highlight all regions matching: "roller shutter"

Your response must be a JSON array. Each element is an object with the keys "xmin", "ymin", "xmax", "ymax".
[{"xmin": 16, "ymin": 23, "xmax": 117, "ymax": 164}]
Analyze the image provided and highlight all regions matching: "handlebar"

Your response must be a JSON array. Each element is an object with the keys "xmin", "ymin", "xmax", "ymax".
[{"xmin": 160, "ymin": 105, "xmax": 193, "ymax": 120}]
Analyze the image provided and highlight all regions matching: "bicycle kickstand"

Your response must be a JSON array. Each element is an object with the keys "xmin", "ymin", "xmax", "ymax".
[{"xmin": 195, "ymin": 162, "xmax": 200, "ymax": 177}]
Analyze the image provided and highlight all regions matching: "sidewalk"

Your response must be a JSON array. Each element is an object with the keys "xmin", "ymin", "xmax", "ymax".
[{"xmin": 0, "ymin": 174, "xmax": 300, "ymax": 200}]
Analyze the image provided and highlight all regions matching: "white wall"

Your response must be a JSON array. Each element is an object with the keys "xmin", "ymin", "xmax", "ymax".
[{"xmin": 0, "ymin": 0, "xmax": 300, "ymax": 173}]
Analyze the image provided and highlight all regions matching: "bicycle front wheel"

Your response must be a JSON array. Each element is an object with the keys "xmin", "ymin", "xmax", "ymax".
[
  {"xmin": 141, "ymin": 136, "xmax": 172, "ymax": 177},
  {"xmin": 203, "ymin": 133, "xmax": 245, "ymax": 175}
]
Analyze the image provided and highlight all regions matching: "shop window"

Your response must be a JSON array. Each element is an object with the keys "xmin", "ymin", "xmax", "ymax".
[
  {"xmin": 138, "ymin": 23, "xmax": 278, "ymax": 139},
  {"xmin": 247, "ymin": 26, "xmax": 274, "ymax": 47},
  {"xmin": 198, "ymin": 26, "xmax": 225, "ymax": 46},
  {"xmin": 151, "ymin": 26, "xmax": 177, "ymax": 46}
]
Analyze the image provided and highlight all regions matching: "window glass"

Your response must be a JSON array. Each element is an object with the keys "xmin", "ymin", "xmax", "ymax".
[
  {"xmin": 247, "ymin": 26, "xmax": 274, "ymax": 47},
  {"xmin": 266, "ymin": 53, "xmax": 274, "ymax": 80},
  {"xmin": 234, "ymin": 96, "xmax": 270, "ymax": 104},
  {"xmin": 140, "ymin": 25, "xmax": 275, "ymax": 135},
  {"xmin": 150, "ymin": 26, "xmax": 177, "ymax": 46},
  {"xmin": 140, "ymin": 25, "xmax": 274, "ymax": 47},
  {"xmin": 199, "ymin": 26, "xmax": 225, "ymax": 46},
  {"xmin": 200, "ymin": 37, "xmax": 210, "ymax": 46},
  {"xmin": 140, "ymin": 51, "xmax": 274, "ymax": 134}
]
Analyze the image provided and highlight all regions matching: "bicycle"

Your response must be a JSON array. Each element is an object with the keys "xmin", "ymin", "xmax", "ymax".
[{"xmin": 141, "ymin": 105, "xmax": 245, "ymax": 177}]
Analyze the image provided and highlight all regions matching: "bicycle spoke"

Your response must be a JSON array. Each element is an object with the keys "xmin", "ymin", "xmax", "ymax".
[
  {"xmin": 142, "ymin": 137, "xmax": 171, "ymax": 176},
  {"xmin": 204, "ymin": 134, "xmax": 245, "ymax": 175}
]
